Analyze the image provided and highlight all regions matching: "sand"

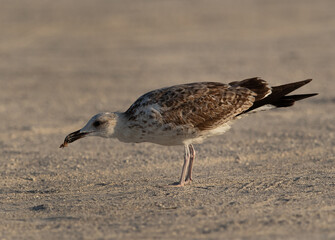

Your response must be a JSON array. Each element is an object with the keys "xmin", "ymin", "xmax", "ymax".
[{"xmin": 0, "ymin": 0, "xmax": 334, "ymax": 239}]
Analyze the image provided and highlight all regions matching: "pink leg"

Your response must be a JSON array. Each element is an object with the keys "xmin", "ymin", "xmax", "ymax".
[
  {"xmin": 179, "ymin": 145, "xmax": 190, "ymax": 186},
  {"xmin": 185, "ymin": 144, "xmax": 195, "ymax": 184},
  {"xmin": 170, "ymin": 145, "xmax": 190, "ymax": 187}
]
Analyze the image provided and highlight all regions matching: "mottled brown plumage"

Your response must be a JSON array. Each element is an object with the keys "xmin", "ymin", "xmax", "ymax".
[
  {"xmin": 125, "ymin": 78, "xmax": 271, "ymax": 131},
  {"xmin": 61, "ymin": 77, "xmax": 317, "ymax": 186}
]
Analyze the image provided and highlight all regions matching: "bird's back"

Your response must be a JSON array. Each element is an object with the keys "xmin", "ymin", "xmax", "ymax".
[{"xmin": 121, "ymin": 80, "xmax": 270, "ymax": 145}]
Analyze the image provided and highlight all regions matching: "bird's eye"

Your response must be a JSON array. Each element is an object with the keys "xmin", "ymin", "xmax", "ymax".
[{"xmin": 93, "ymin": 120, "xmax": 102, "ymax": 127}]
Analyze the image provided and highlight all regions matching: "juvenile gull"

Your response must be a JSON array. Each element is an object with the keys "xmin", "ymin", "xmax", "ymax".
[{"xmin": 60, "ymin": 78, "xmax": 317, "ymax": 186}]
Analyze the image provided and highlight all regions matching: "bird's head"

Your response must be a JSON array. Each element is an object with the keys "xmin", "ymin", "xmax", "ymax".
[{"xmin": 60, "ymin": 112, "xmax": 119, "ymax": 148}]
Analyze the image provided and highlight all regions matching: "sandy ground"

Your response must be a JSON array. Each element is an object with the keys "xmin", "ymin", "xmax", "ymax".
[{"xmin": 0, "ymin": 0, "xmax": 334, "ymax": 239}]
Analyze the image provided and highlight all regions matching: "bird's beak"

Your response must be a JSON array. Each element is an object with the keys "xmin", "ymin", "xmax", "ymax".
[{"xmin": 60, "ymin": 130, "xmax": 89, "ymax": 148}]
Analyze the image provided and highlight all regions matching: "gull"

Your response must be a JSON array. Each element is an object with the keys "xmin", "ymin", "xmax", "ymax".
[{"xmin": 60, "ymin": 78, "xmax": 317, "ymax": 186}]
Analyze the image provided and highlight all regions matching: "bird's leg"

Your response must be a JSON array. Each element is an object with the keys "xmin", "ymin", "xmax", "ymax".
[
  {"xmin": 185, "ymin": 144, "xmax": 195, "ymax": 184},
  {"xmin": 175, "ymin": 144, "xmax": 190, "ymax": 187}
]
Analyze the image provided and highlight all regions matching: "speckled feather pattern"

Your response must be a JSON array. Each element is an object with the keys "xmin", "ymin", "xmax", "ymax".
[
  {"xmin": 60, "ymin": 77, "xmax": 316, "ymax": 186},
  {"xmin": 121, "ymin": 78, "xmax": 271, "ymax": 145}
]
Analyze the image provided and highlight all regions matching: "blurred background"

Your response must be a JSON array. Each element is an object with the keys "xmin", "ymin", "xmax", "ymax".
[
  {"xmin": 1, "ymin": 0, "xmax": 333, "ymax": 129},
  {"xmin": 0, "ymin": 1, "xmax": 334, "ymax": 239}
]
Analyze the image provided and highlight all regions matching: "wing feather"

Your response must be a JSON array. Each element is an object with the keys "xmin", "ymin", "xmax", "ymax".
[{"xmin": 125, "ymin": 81, "xmax": 262, "ymax": 130}]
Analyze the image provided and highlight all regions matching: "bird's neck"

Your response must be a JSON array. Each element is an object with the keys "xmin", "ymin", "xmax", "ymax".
[{"xmin": 112, "ymin": 112, "xmax": 138, "ymax": 143}]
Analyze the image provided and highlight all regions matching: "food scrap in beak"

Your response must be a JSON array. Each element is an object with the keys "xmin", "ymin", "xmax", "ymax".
[
  {"xmin": 59, "ymin": 130, "xmax": 88, "ymax": 148},
  {"xmin": 59, "ymin": 141, "xmax": 68, "ymax": 148}
]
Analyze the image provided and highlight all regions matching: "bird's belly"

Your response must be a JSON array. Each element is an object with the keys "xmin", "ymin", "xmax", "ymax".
[
  {"xmin": 117, "ymin": 122, "xmax": 231, "ymax": 146},
  {"xmin": 137, "ymin": 125, "xmax": 198, "ymax": 146}
]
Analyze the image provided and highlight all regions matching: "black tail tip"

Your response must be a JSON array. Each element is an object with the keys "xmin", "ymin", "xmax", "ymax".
[
  {"xmin": 304, "ymin": 79, "xmax": 313, "ymax": 83},
  {"xmin": 274, "ymin": 92, "xmax": 318, "ymax": 108},
  {"xmin": 294, "ymin": 78, "xmax": 313, "ymax": 86}
]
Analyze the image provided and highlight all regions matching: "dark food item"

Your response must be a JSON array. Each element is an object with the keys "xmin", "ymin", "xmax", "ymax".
[{"xmin": 59, "ymin": 141, "xmax": 68, "ymax": 148}]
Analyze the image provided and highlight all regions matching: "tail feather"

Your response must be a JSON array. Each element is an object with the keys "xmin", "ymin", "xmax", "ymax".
[
  {"xmin": 230, "ymin": 77, "xmax": 271, "ymax": 101},
  {"xmin": 280, "ymin": 93, "xmax": 318, "ymax": 102},
  {"xmin": 242, "ymin": 79, "xmax": 317, "ymax": 114}
]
